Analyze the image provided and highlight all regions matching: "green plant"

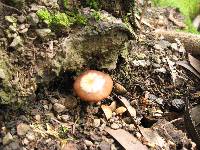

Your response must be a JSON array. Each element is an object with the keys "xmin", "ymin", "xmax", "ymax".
[
  {"xmin": 91, "ymin": 11, "xmax": 101, "ymax": 21},
  {"xmin": 86, "ymin": 0, "xmax": 99, "ymax": 10},
  {"xmin": 63, "ymin": 0, "xmax": 68, "ymax": 9},
  {"xmin": 36, "ymin": 9, "xmax": 88, "ymax": 29}
]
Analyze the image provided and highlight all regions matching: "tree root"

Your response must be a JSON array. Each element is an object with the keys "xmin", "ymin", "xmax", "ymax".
[{"xmin": 153, "ymin": 29, "xmax": 200, "ymax": 56}]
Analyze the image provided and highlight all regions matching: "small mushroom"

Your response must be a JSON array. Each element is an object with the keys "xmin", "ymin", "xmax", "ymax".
[{"xmin": 73, "ymin": 70, "xmax": 113, "ymax": 102}]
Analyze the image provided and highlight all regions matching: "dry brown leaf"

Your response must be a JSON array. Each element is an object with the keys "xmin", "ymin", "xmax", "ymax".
[
  {"xmin": 105, "ymin": 127, "xmax": 148, "ymax": 150},
  {"xmin": 188, "ymin": 54, "xmax": 200, "ymax": 75},
  {"xmin": 176, "ymin": 61, "xmax": 200, "ymax": 79}
]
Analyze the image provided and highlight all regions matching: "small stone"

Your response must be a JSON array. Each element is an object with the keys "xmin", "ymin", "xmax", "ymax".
[
  {"xmin": 17, "ymin": 15, "xmax": 26, "ymax": 23},
  {"xmin": 43, "ymin": 104, "xmax": 49, "ymax": 110},
  {"xmin": 26, "ymin": 131, "xmax": 35, "ymax": 141},
  {"xmin": 111, "ymin": 123, "xmax": 119, "ymax": 129},
  {"xmin": 22, "ymin": 138, "xmax": 29, "ymax": 145},
  {"xmin": 101, "ymin": 105, "xmax": 112, "ymax": 120},
  {"xmin": 61, "ymin": 115, "xmax": 70, "ymax": 122},
  {"xmin": 35, "ymin": 114, "xmax": 41, "ymax": 121},
  {"xmin": 115, "ymin": 106, "xmax": 127, "ymax": 115},
  {"xmin": 155, "ymin": 98, "xmax": 164, "ymax": 106},
  {"xmin": 62, "ymin": 96, "xmax": 78, "ymax": 109},
  {"xmin": 10, "ymin": 36, "xmax": 22, "ymax": 47},
  {"xmin": 9, "ymin": 141, "xmax": 20, "ymax": 150},
  {"xmin": 3, "ymin": 132, "xmax": 13, "ymax": 145},
  {"xmin": 0, "ymin": 69, "xmax": 6, "ymax": 79},
  {"xmin": 114, "ymin": 83, "xmax": 127, "ymax": 94},
  {"xmin": 171, "ymin": 99, "xmax": 185, "ymax": 112},
  {"xmin": 99, "ymin": 141, "xmax": 111, "ymax": 150},
  {"xmin": 35, "ymin": 28, "xmax": 52, "ymax": 38},
  {"xmin": 17, "ymin": 123, "xmax": 30, "ymax": 136},
  {"xmin": 93, "ymin": 119, "xmax": 101, "ymax": 127},
  {"xmin": 53, "ymin": 103, "xmax": 66, "ymax": 113},
  {"xmin": 28, "ymin": 13, "xmax": 39, "ymax": 25},
  {"xmin": 84, "ymin": 139, "xmax": 93, "ymax": 147}
]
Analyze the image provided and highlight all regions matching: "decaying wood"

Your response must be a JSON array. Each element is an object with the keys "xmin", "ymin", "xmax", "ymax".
[{"xmin": 153, "ymin": 29, "xmax": 200, "ymax": 56}]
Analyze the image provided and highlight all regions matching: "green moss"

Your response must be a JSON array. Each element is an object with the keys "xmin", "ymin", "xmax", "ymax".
[
  {"xmin": 152, "ymin": 0, "xmax": 200, "ymax": 33},
  {"xmin": 36, "ymin": 9, "xmax": 88, "ymax": 29},
  {"xmin": 91, "ymin": 11, "xmax": 101, "ymax": 21},
  {"xmin": 86, "ymin": 0, "xmax": 100, "ymax": 10},
  {"xmin": 63, "ymin": 0, "xmax": 68, "ymax": 9}
]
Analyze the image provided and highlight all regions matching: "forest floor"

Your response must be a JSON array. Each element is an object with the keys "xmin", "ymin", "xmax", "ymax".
[{"xmin": 0, "ymin": 1, "xmax": 200, "ymax": 150}]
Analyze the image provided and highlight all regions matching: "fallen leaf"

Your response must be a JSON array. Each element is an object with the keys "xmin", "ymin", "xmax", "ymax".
[
  {"xmin": 176, "ymin": 60, "xmax": 200, "ymax": 79},
  {"xmin": 188, "ymin": 54, "xmax": 200, "ymax": 75},
  {"xmin": 140, "ymin": 127, "xmax": 166, "ymax": 148},
  {"xmin": 105, "ymin": 127, "xmax": 148, "ymax": 150},
  {"xmin": 109, "ymin": 101, "xmax": 117, "ymax": 112}
]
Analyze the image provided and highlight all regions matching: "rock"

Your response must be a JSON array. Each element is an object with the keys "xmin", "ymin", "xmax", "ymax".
[
  {"xmin": 93, "ymin": 119, "xmax": 101, "ymax": 127},
  {"xmin": 171, "ymin": 99, "xmax": 185, "ymax": 112},
  {"xmin": 111, "ymin": 123, "xmax": 120, "ymax": 129},
  {"xmin": 10, "ymin": 36, "xmax": 22, "ymax": 47},
  {"xmin": 99, "ymin": 141, "xmax": 111, "ymax": 150},
  {"xmin": 101, "ymin": 105, "xmax": 112, "ymax": 120},
  {"xmin": 61, "ymin": 142, "xmax": 78, "ymax": 150},
  {"xmin": 26, "ymin": 131, "xmax": 35, "ymax": 141},
  {"xmin": 84, "ymin": 140, "xmax": 93, "ymax": 147},
  {"xmin": 115, "ymin": 107, "xmax": 127, "ymax": 115},
  {"xmin": 35, "ymin": 28, "xmax": 52, "ymax": 38},
  {"xmin": 155, "ymin": 98, "xmax": 164, "ymax": 106},
  {"xmin": 3, "ymin": 132, "xmax": 13, "ymax": 145},
  {"xmin": 109, "ymin": 101, "xmax": 117, "ymax": 112},
  {"xmin": 17, "ymin": 15, "xmax": 26, "ymax": 23},
  {"xmin": 17, "ymin": 123, "xmax": 30, "ymax": 136},
  {"xmin": 61, "ymin": 96, "xmax": 78, "ymax": 109},
  {"xmin": 9, "ymin": 141, "xmax": 20, "ymax": 150},
  {"xmin": 53, "ymin": 103, "xmax": 66, "ymax": 113},
  {"xmin": 114, "ymin": 83, "xmax": 127, "ymax": 94},
  {"xmin": 28, "ymin": 13, "xmax": 39, "ymax": 26},
  {"xmin": 0, "ymin": 69, "xmax": 6, "ymax": 79},
  {"xmin": 34, "ymin": 114, "xmax": 41, "ymax": 121},
  {"xmin": 61, "ymin": 115, "xmax": 70, "ymax": 122}
]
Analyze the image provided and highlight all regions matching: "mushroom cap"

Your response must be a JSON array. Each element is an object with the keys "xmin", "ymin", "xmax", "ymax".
[{"xmin": 73, "ymin": 70, "xmax": 113, "ymax": 102}]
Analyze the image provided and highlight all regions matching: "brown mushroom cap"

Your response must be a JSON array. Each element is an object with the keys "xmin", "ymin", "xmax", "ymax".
[{"xmin": 73, "ymin": 70, "xmax": 113, "ymax": 102}]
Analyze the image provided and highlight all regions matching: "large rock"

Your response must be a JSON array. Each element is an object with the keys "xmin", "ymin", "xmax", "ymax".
[{"xmin": 0, "ymin": 9, "xmax": 133, "ymax": 104}]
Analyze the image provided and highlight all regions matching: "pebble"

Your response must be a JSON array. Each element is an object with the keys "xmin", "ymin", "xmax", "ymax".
[
  {"xmin": 61, "ymin": 115, "xmax": 70, "ymax": 122},
  {"xmin": 0, "ymin": 68, "xmax": 6, "ymax": 79},
  {"xmin": 110, "ymin": 123, "xmax": 120, "ymax": 129},
  {"xmin": 26, "ymin": 131, "xmax": 35, "ymax": 141},
  {"xmin": 17, "ymin": 123, "xmax": 30, "ymax": 136},
  {"xmin": 8, "ymin": 141, "xmax": 20, "ymax": 150},
  {"xmin": 3, "ymin": 132, "xmax": 13, "ymax": 145},
  {"xmin": 171, "ymin": 99, "xmax": 185, "ymax": 112},
  {"xmin": 17, "ymin": 15, "xmax": 26, "ymax": 23},
  {"xmin": 28, "ymin": 12, "xmax": 39, "ymax": 26},
  {"xmin": 53, "ymin": 103, "xmax": 66, "ymax": 113},
  {"xmin": 35, "ymin": 28, "xmax": 52, "ymax": 38},
  {"xmin": 115, "ymin": 106, "xmax": 127, "ymax": 115},
  {"xmin": 99, "ymin": 141, "xmax": 111, "ymax": 150},
  {"xmin": 84, "ymin": 139, "xmax": 93, "ymax": 146},
  {"xmin": 93, "ymin": 119, "xmax": 101, "ymax": 127},
  {"xmin": 22, "ymin": 138, "xmax": 29, "ymax": 145},
  {"xmin": 34, "ymin": 114, "xmax": 41, "ymax": 121}
]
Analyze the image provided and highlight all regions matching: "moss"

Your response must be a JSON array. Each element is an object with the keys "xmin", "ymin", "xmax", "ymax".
[
  {"xmin": 152, "ymin": 0, "xmax": 200, "ymax": 34},
  {"xmin": 36, "ymin": 9, "xmax": 88, "ymax": 29},
  {"xmin": 86, "ymin": 0, "xmax": 100, "ymax": 10}
]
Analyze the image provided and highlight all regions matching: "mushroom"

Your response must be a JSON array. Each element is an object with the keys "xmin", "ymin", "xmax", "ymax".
[{"xmin": 73, "ymin": 70, "xmax": 113, "ymax": 102}]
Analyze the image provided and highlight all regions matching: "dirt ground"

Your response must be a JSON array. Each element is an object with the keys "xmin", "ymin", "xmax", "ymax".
[{"xmin": 0, "ymin": 1, "xmax": 200, "ymax": 150}]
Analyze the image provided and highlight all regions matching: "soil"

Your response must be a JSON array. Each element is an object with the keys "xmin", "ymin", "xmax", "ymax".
[{"xmin": 0, "ymin": 1, "xmax": 200, "ymax": 150}]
